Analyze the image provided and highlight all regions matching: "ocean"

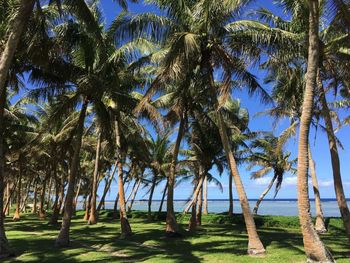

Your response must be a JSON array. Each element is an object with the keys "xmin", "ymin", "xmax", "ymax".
[{"xmin": 78, "ymin": 199, "xmax": 349, "ymax": 217}]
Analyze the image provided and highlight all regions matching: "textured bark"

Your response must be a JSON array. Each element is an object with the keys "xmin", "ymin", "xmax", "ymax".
[
  {"xmin": 196, "ymin": 186, "xmax": 203, "ymax": 226},
  {"xmin": 127, "ymin": 179, "xmax": 141, "ymax": 212},
  {"xmin": 253, "ymin": 174, "xmax": 278, "ymax": 215},
  {"xmin": 115, "ymin": 118, "xmax": 132, "ymax": 238},
  {"xmin": 228, "ymin": 168, "xmax": 233, "ymax": 217},
  {"xmin": 73, "ymin": 178, "xmax": 82, "ymax": 215},
  {"xmin": 217, "ymin": 111, "xmax": 265, "ymax": 255},
  {"xmin": 88, "ymin": 133, "xmax": 102, "ymax": 225},
  {"xmin": 3, "ymin": 179, "xmax": 17, "ymax": 216},
  {"xmin": 5, "ymin": 183, "xmax": 10, "ymax": 216},
  {"xmin": 147, "ymin": 176, "xmax": 157, "ymax": 221},
  {"xmin": 308, "ymin": 146, "xmax": 327, "ymax": 233},
  {"xmin": 297, "ymin": 2, "xmax": 334, "ymax": 261},
  {"xmin": 158, "ymin": 183, "xmax": 167, "ymax": 214},
  {"xmin": 0, "ymin": 78, "xmax": 11, "ymax": 258},
  {"xmin": 55, "ymin": 99, "xmax": 88, "ymax": 247},
  {"xmin": 58, "ymin": 175, "xmax": 66, "ymax": 215},
  {"xmin": 97, "ymin": 161, "xmax": 118, "ymax": 211},
  {"xmin": 166, "ymin": 115, "xmax": 185, "ymax": 235},
  {"xmin": 32, "ymin": 180, "xmax": 38, "ymax": 214},
  {"xmin": 203, "ymin": 175, "xmax": 208, "ymax": 215},
  {"xmin": 317, "ymin": 72, "xmax": 350, "ymax": 239},
  {"xmin": 46, "ymin": 178, "xmax": 52, "ymax": 211},
  {"xmin": 83, "ymin": 193, "xmax": 92, "ymax": 221},
  {"xmin": 13, "ymin": 170, "xmax": 22, "ymax": 221},
  {"xmin": 0, "ymin": 0, "xmax": 35, "ymax": 107},
  {"xmin": 184, "ymin": 171, "xmax": 204, "ymax": 214}
]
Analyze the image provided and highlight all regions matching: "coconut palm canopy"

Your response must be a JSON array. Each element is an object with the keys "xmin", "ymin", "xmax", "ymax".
[{"xmin": 0, "ymin": 0, "xmax": 350, "ymax": 262}]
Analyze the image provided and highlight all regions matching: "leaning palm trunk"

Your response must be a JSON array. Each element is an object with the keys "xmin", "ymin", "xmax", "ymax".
[
  {"xmin": 115, "ymin": 117, "xmax": 132, "ymax": 238},
  {"xmin": 228, "ymin": 169, "xmax": 233, "ymax": 217},
  {"xmin": 32, "ymin": 180, "xmax": 38, "ymax": 214},
  {"xmin": 0, "ymin": 87, "xmax": 11, "ymax": 257},
  {"xmin": 0, "ymin": 0, "xmax": 35, "ymax": 112},
  {"xmin": 20, "ymin": 180, "xmax": 32, "ymax": 213},
  {"xmin": 39, "ymin": 175, "xmax": 48, "ymax": 219},
  {"xmin": 253, "ymin": 174, "xmax": 278, "ymax": 215},
  {"xmin": 128, "ymin": 179, "xmax": 141, "ymax": 212},
  {"xmin": 317, "ymin": 72, "xmax": 350, "ymax": 239},
  {"xmin": 13, "ymin": 171, "xmax": 22, "ymax": 221},
  {"xmin": 5, "ymin": 183, "xmax": 10, "ymax": 216},
  {"xmin": 49, "ymin": 178, "xmax": 60, "ymax": 225},
  {"xmin": 166, "ymin": 115, "xmax": 185, "ymax": 235},
  {"xmin": 196, "ymin": 186, "xmax": 203, "ymax": 226},
  {"xmin": 158, "ymin": 183, "xmax": 167, "ymax": 215},
  {"xmin": 3, "ymin": 178, "xmax": 17, "ymax": 215},
  {"xmin": 83, "ymin": 193, "xmax": 92, "ymax": 221},
  {"xmin": 97, "ymin": 161, "xmax": 118, "ymax": 211},
  {"xmin": 203, "ymin": 175, "xmax": 208, "ymax": 215},
  {"xmin": 73, "ymin": 178, "xmax": 82, "ymax": 215},
  {"xmin": 217, "ymin": 108, "xmax": 265, "ymax": 255},
  {"xmin": 296, "ymin": 2, "xmax": 334, "ymax": 261},
  {"xmin": 55, "ymin": 99, "xmax": 88, "ymax": 247},
  {"xmin": 308, "ymin": 146, "xmax": 327, "ymax": 233},
  {"xmin": 188, "ymin": 183, "xmax": 198, "ymax": 232},
  {"xmin": 148, "ymin": 176, "xmax": 157, "ymax": 221},
  {"xmin": 184, "ymin": 170, "xmax": 205, "ymax": 214},
  {"xmin": 88, "ymin": 133, "xmax": 102, "ymax": 225}
]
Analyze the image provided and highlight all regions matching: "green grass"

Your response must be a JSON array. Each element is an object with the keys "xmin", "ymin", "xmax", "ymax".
[{"xmin": 3, "ymin": 210, "xmax": 349, "ymax": 262}]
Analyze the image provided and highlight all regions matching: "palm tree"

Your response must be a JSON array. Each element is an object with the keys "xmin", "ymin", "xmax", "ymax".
[{"xmin": 247, "ymin": 133, "xmax": 296, "ymax": 215}]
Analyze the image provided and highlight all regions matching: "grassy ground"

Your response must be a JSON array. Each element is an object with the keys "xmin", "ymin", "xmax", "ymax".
[{"xmin": 3, "ymin": 210, "xmax": 349, "ymax": 262}]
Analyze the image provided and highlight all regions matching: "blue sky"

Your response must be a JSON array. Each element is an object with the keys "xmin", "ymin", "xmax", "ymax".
[{"xmin": 90, "ymin": 0, "xmax": 350, "ymax": 202}]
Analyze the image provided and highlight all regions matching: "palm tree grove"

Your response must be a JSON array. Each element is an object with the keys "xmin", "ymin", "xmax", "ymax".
[{"xmin": 1, "ymin": 0, "xmax": 350, "ymax": 262}]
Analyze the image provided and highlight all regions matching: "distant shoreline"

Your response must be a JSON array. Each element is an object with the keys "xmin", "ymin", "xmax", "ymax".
[{"xmin": 82, "ymin": 198, "xmax": 349, "ymax": 203}]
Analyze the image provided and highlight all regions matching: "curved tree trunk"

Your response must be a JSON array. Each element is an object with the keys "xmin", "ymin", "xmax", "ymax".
[
  {"xmin": 0, "ymin": 87, "xmax": 12, "ymax": 257},
  {"xmin": 253, "ymin": 174, "xmax": 278, "ymax": 215},
  {"xmin": 88, "ymin": 133, "xmax": 102, "ymax": 225},
  {"xmin": 317, "ymin": 72, "xmax": 350, "ymax": 239},
  {"xmin": 203, "ymin": 175, "xmax": 208, "ymax": 215},
  {"xmin": 46, "ymin": 177, "xmax": 52, "ymax": 211},
  {"xmin": 217, "ymin": 110, "xmax": 265, "ymax": 255},
  {"xmin": 49, "ymin": 176, "xmax": 61, "ymax": 225},
  {"xmin": 308, "ymin": 146, "xmax": 327, "ymax": 233},
  {"xmin": 32, "ymin": 180, "xmax": 38, "ymax": 214},
  {"xmin": 83, "ymin": 193, "xmax": 92, "ymax": 221},
  {"xmin": 196, "ymin": 185, "xmax": 203, "ymax": 226},
  {"xmin": 12, "ymin": 172, "xmax": 22, "ymax": 221},
  {"xmin": 97, "ymin": 161, "xmax": 118, "ymax": 211},
  {"xmin": 55, "ymin": 99, "xmax": 88, "ymax": 247},
  {"xmin": 112, "ymin": 193, "xmax": 119, "ymax": 219},
  {"xmin": 58, "ymin": 175, "xmax": 66, "ymax": 215},
  {"xmin": 166, "ymin": 115, "xmax": 185, "ymax": 236},
  {"xmin": 0, "ymin": 0, "xmax": 35, "ymax": 108},
  {"xmin": 228, "ymin": 169, "xmax": 233, "ymax": 217},
  {"xmin": 115, "ymin": 117, "xmax": 132, "ymax": 238},
  {"xmin": 128, "ymin": 179, "xmax": 141, "ymax": 212},
  {"xmin": 184, "ymin": 171, "xmax": 205, "ymax": 214},
  {"xmin": 20, "ymin": 179, "xmax": 32, "ymax": 213},
  {"xmin": 158, "ymin": 183, "xmax": 167, "ymax": 215},
  {"xmin": 297, "ymin": 2, "xmax": 334, "ymax": 261},
  {"xmin": 73, "ymin": 178, "xmax": 82, "ymax": 215},
  {"xmin": 188, "ymin": 183, "xmax": 197, "ymax": 232},
  {"xmin": 148, "ymin": 176, "xmax": 157, "ymax": 221}
]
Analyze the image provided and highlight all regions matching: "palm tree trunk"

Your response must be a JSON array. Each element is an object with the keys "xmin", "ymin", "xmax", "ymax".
[
  {"xmin": 55, "ymin": 99, "xmax": 88, "ymax": 247},
  {"xmin": 184, "ymin": 171, "xmax": 205, "ymax": 214},
  {"xmin": 158, "ymin": 183, "xmax": 167, "ymax": 214},
  {"xmin": 217, "ymin": 110, "xmax": 265, "ymax": 255},
  {"xmin": 32, "ymin": 179, "xmax": 38, "ymax": 214},
  {"xmin": 188, "ymin": 184, "xmax": 197, "ymax": 232},
  {"xmin": 166, "ymin": 115, "xmax": 185, "ymax": 235},
  {"xmin": 73, "ymin": 178, "xmax": 82, "ymax": 215},
  {"xmin": 112, "ymin": 193, "xmax": 119, "ymax": 219},
  {"xmin": 88, "ymin": 133, "xmax": 102, "ymax": 225},
  {"xmin": 20, "ymin": 179, "xmax": 32, "ymax": 213},
  {"xmin": 39, "ymin": 175, "xmax": 48, "ymax": 219},
  {"xmin": 297, "ymin": 1, "xmax": 334, "ymax": 261},
  {"xmin": 196, "ymin": 186, "xmax": 203, "ymax": 226},
  {"xmin": 148, "ymin": 176, "xmax": 157, "ymax": 221},
  {"xmin": 13, "ymin": 171, "xmax": 22, "ymax": 221},
  {"xmin": 203, "ymin": 175, "xmax": 208, "ymax": 215},
  {"xmin": 49, "ymin": 176, "xmax": 61, "ymax": 225},
  {"xmin": 308, "ymin": 145, "xmax": 327, "ymax": 233},
  {"xmin": 253, "ymin": 174, "xmax": 278, "ymax": 215},
  {"xmin": 83, "ymin": 193, "xmax": 92, "ymax": 221},
  {"xmin": 46, "ymin": 177, "xmax": 53, "ymax": 211},
  {"xmin": 3, "ymin": 179, "xmax": 17, "ymax": 216},
  {"xmin": 5, "ymin": 182, "xmax": 10, "ymax": 216},
  {"xmin": 58, "ymin": 175, "xmax": 66, "ymax": 215},
  {"xmin": 128, "ymin": 179, "xmax": 141, "ymax": 212},
  {"xmin": 97, "ymin": 161, "xmax": 118, "ymax": 211},
  {"xmin": 317, "ymin": 72, "xmax": 350, "ymax": 238},
  {"xmin": 228, "ymin": 169, "xmax": 233, "ymax": 217},
  {"xmin": 115, "ymin": 117, "xmax": 132, "ymax": 238},
  {"xmin": 0, "ymin": 87, "xmax": 11, "ymax": 256},
  {"xmin": 0, "ymin": 0, "xmax": 35, "ymax": 108}
]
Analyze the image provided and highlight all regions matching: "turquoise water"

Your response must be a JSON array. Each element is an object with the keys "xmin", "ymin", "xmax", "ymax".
[{"xmin": 82, "ymin": 199, "xmax": 349, "ymax": 217}]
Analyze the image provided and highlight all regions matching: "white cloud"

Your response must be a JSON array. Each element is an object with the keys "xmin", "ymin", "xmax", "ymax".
[
  {"xmin": 254, "ymin": 177, "xmax": 273, "ymax": 186},
  {"xmin": 317, "ymin": 180, "xmax": 333, "ymax": 187},
  {"xmin": 284, "ymin": 176, "xmax": 297, "ymax": 186}
]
